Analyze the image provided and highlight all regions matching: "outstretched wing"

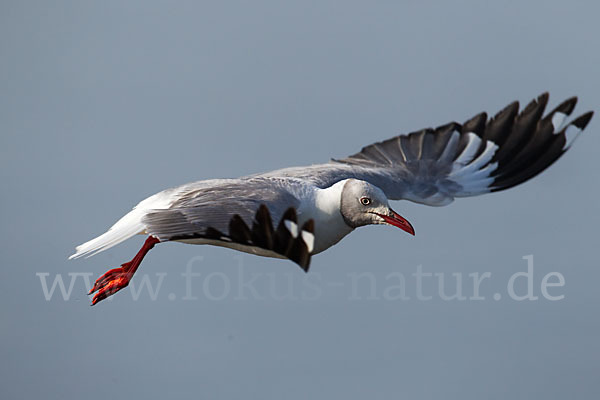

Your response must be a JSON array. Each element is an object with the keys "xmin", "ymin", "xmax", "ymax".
[
  {"xmin": 264, "ymin": 93, "xmax": 593, "ymax": 206},
  {"xmin": 142, "ymin": 179, "xmax": 315, "ymax": 271}
]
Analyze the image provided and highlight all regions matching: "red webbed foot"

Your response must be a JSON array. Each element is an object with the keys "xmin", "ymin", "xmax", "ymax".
[
  {"xmin": 88, "ymin": 264, "xmax": 134, "ymax": 305},
  {"xmin": 88, "ymin": 236, "xmax": 159, "ymax": 305}
]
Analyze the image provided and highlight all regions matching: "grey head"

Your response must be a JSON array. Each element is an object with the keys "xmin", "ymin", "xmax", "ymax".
[{"xmin": 339, "ymin": 179, "xmax": 415, "ymax": 235}]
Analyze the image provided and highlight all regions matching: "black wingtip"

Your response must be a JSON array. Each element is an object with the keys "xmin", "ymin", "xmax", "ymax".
[
  {"xmin": 301, "ymin": 219, "xmax": 315, "ymax": 233},
  {"xmin": 572, "ymin": 111, "xmax": 594, "ymax": 130},
  {"xmin": 281, "ymin": 207, "xmax": 297, "ymax": 222},
  {"xmin": 229, "ymin": 214, "xmax": 252, "ymax": 244},
  {"xmin": 519, "ymin": 93, "xmax": 549, "ymax": 116},
  {"xmin": 298, "ymin": 220, "xmax": 315, "ymax": 273},
  {"xmin": 555, "ymin": 96, "xmax": 578, "ymax": 116},
  {"xmin": 492, "ymin": 100, "xmax": 519, "ymax": 121},
  {"xmin": 299, "ymin": 262, "xmax": 310, "ymax": 273},
  {"xmin": 462, "ymin": 112, "xmax": 487, "ymax": 136}
]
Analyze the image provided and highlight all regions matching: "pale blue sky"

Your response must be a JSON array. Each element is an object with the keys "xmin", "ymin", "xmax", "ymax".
[{"xmin": 1, "ymin": 1, "xmax": 599, "ymax": 399}]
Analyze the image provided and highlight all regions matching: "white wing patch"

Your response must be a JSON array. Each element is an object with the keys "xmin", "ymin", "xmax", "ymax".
[
  {"xmin": 450, "ymin": 140, "xmax": 499, "ymax": 178},
  {"xmin": 552, "ymin": 112, "xmax": 567, "ymax": 131},
  {"xmin": 284, "ymin": 220, "xmax": 299, "ymax": 238},
  {"xmin": 448, "ymin": 136, "xmax": 499, "ymax": 196},
  {"xmin": 453, "ymin": 133, "xmax": 482, "ymax": 167},
  {"xmin": 301, "ymin": 230, "xmax": 315, "ymax": 253},
  {"xmin": 469, "ymin": 162, "xmax": 499, "ymax": 180},
  {"xmin": 563, "ymin": 124, "xmax": 582, "ymax": 150}
]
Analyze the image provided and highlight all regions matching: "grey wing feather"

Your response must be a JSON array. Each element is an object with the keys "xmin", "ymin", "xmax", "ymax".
[
  {"xmin": 260, "ymin": 93, "xmax": 593, "ymax": 206},
  {"xmin": 143, "ymin": 178, "xmax": 302, "ymax": 241}
]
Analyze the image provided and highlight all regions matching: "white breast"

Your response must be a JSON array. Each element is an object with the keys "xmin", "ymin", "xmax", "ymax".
[{"xmin": 297, "ymin": 180, "xmax": 354, "ymax": 254}]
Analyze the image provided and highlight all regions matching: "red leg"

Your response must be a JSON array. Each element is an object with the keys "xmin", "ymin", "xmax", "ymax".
[{"xmin": 89, "ymin": 236, "xmax": 160, "ymax": 305}]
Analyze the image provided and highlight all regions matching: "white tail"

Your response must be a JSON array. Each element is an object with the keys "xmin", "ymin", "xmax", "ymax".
[{"xmin": 69, "ymin": 191, "xmax": 175, "ymax": 259}]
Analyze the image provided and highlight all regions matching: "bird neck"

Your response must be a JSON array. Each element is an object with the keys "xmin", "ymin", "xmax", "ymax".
[
  {"xmin": 314, "ymin": 179, "xmax": 348, "ymax": 218},
  {"xmin": 299, "ymin": 180, "xmax": 353, "ymax": 254}
]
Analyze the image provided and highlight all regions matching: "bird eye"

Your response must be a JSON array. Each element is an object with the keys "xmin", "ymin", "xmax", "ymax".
[{"xmin": 360, "ymin": 197, "xmax": 371, "ymax": 206}]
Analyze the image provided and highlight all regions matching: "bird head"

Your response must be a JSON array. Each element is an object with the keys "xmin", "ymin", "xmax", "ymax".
[{"xmin": 339, "ymin": 179, "xmax": 415, "ymax": 235}]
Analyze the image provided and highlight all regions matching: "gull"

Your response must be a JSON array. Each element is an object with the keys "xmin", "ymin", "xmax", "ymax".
[{"xmin": 69, "ymin": 93, "xmax": 593, "ymax": 305}]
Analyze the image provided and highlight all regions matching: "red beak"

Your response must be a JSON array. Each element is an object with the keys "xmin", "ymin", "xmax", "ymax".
[{"xmin": 375, "ymin": 209, "xmax": 415, "ymax": 236}]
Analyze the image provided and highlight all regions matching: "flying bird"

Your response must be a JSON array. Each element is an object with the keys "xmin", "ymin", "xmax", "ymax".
[{"xmin": 70, "ymin": 93, "xmax": 593, "ymax": 305}]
